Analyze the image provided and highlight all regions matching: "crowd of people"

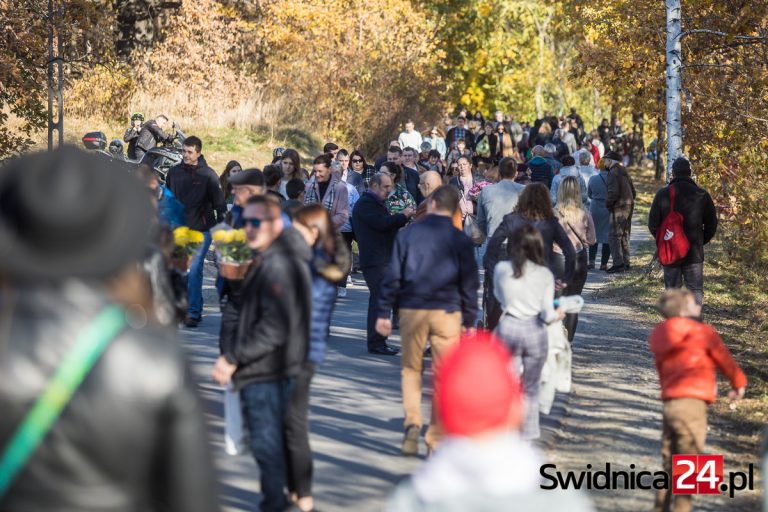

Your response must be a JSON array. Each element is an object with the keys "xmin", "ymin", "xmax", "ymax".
[{"xmin": 0, "ymin": 105, "xmax": 748, "ymax": 512}]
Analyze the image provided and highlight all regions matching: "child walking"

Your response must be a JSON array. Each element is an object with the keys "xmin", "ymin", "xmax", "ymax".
[{"xmin": 649, "ymin": 289, "xmax": 747, "ymax": 512}]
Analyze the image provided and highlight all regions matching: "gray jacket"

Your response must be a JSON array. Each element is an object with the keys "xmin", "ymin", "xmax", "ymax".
[{"xmin": 476, "ymin": 180, "xmax": 525, "ymax": 237}]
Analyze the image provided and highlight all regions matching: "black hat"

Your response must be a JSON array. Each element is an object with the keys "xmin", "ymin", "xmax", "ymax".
[
  {"xmin": 228, "ymin": 168, "xmax": 265, "ymax": 187},
  {"xmin": 0, "ymin": 146, "xmax": 153, "ymax": 281},
  {"xmin": 604, "ymin": 151, "xmax": 622, "ymax": 162},
  {"xmin": 672, "ymin": 157, "xmax": 691, "ymax": 175}
]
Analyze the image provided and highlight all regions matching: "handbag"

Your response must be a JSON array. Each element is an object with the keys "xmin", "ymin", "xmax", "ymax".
[
  {"xmin": 463, "ymin": 214, "xmax": 486, "ymax": 246},
  {"xmin": 0, "ymin": 306, "xmax": 126, "ymax": 497}
]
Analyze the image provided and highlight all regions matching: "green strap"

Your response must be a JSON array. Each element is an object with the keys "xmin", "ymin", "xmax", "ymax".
[{"xmin": 0, "ymin": 305, "xmax": 126, "ymax": 497}]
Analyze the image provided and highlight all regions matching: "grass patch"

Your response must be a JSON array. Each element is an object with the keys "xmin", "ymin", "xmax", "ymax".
[
  {"xmin": 599, "ymin": 164, "xmax": 768, "ymax": 439},
  {"xmin": 30, "ymin": 118, "xmax": 324, "ymax": 172}
]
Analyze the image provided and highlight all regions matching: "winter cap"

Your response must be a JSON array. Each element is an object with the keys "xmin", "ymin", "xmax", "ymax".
[
  {"xmin": 672, "ymin": 157, "xmax": 692, "ymax": 176},
  {"xmin": 435, "ymin": 331, "xmax": 522, "ymax": 437},
  {"xmin": 604, "ymin": 150, "xmax": 622, "ymax": 162}
]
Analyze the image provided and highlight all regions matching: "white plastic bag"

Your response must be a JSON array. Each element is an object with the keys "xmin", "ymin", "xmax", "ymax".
[
  {"xmin": 224, "ymin": 383, "xmax": 246, "ymax": 455},
  {"xmin": 539, "ymin": 320, "xmax": 572, "ymax": 414}
]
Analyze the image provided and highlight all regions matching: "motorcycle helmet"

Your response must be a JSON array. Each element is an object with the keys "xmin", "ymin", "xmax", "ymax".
[
  {"xmin": 108, "ymin": 139, "xmax": 124, "ymax": 156},
  {"xmin": 131, "ymin": 112, "xmax": 145, "ymax": 123}
]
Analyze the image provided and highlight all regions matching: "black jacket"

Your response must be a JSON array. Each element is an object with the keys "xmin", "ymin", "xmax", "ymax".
[
  {"xmin": 226, "ymin": 228, "xmax": 312, "ymax": 388},
  {"xmin": 351, "ymin": 191, "xmax": 409, "ymax": 269},
  {"xmin": 475, "ymin": 133, "xmax": 498, "ymax": 158},
  {"xmin": 0, "ymin": 284, "xmax": 218, "ymax": 511},
  {"xmin": 165, "ymin": 156, "xmax": 226, "ymax": 231},
  {"xmin": 648, "ymin": 176, "xmax": 718, "ymax": 265},
  {"xmin": 484, "ymin": 213, "xmax": 576, "ymax": 285},
  {"xmin": 528, "ymin": 156, "xmax": 554, "ymax": 189},
  {"xmin": 402, "ymin": 166, "xmax": 423, "ymax": 203},
  {"xmin": 379, "ymin": 215, "xmax": 479, "ymax": 326},
  {"xmin": 136, "ymin": 119, "xmax": 173, "ymax": 152},
  {"xmin": 446, "ymin": 127, "xmax": 476, "ymax": 151},
  {"xmin": 123, "ymin": 126, "xmax": 140, "ymax": 160}
]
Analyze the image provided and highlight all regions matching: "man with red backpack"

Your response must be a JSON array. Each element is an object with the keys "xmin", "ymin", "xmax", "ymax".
[{"xmin": 648, "ymin": 157, "xmax": 718, "ymax": 305}]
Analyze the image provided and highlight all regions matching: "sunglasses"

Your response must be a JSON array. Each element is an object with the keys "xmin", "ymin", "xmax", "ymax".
[
  {"xmin": 351, "ymin": 159, "xmax": 363, "ymax": 163},
  {"xmin": 243, "ymin": 217, "xmax": 274, "ymax": 229}
]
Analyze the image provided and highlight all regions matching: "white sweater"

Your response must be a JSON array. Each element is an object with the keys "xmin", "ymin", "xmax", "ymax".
[{"xmin": 493, "ymin": 261, "xmax": 558, "ymax": 323}]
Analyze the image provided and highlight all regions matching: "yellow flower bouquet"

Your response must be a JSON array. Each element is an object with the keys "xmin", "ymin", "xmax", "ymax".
[
  {"xmin": 212, "ymin": 228, "xmax": 252, "ymax": 280},
  {"xmin": 171, "ymin": 226, "xmax": 204, "ymax": 271}
]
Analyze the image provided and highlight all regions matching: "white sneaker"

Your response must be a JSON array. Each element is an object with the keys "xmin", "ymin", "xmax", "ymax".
[
  {"xmin": 337, "ymin": 287, "xmax": 347, "ymax": 298},
  {"xmin": 347, "ymin": 275, "xmax": 353, "ymax": 285}
]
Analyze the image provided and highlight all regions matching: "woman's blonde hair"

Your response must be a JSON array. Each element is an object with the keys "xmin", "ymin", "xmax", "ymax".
[{"xmin": 555, "ymin": 176, "xmax": 586, "ymax": 229}]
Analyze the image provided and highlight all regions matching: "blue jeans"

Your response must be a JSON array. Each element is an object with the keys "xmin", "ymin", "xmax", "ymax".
[
  {"xmin": 187, "ymin": 230, "xmax": 212, "ymax": 318},
  {"xmin": 241, "ymin": 378, "xmax": 296, "ymax": 512}
]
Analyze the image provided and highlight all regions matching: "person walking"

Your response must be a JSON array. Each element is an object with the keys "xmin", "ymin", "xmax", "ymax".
[
  {"xmin": 304, "ymin": 153, "xmax": 349, "ymax": 230},
  {"xmin": 495, "ymin": 122, "xmax": 516, "ymax": 162},
  {"xmin": 528, "ymin": 145, "xmax": 555, "ymax": 188},
  {"xmin": 400, "ymin": 147, "xmax": 424, "ymax": 202},
  {"xmin": 376, "ymin": 186, "xmax": 479, "ymax": 456},
  {"xmin": 484, "ymin": 183, "xmax": 575, "ymax": 330},
  {"xmin": 351, "ymin": 173, "xmax": 414, "ymax": 355},
  {"xmin": 649, "ymin": 289, "xmax": 746, "ymax": 512},
  {"xmin": 134, "ymin": 114, "xmax": 175, "ymax": 161},
  {"xmin": 380, "ymin": 162, "xmax": 417, "ymax": 217},
  {"xmin": 587, "ymin": 158, "xmax": 612, "ymax": 270},
  {"xmin": 212, "ymin": 196, "xmax": 312, "ymax": 512},
  {"xmin": 0, "ymin": 147, "xmax": 218, "ymax": 511},
  {"xmin": 448, "ymin": 156, "xmax": 476, "ymax": 223},
  {"xmin": 474, "ymin": 122, "xmax": 498, "ymax": 167},
  {"xmin": 414, "ymin": 170, "xmax": 461, "ymax": 229},
  {"xmin": 494, "ymin": 224, "xmax": 566, "ymax": 440},
  {"xmin": 386, "ymin": 332, "xmax": 594, "ymax": 512},
  {"xmin": 398, "ymin": 120, "xmax": 424, "ymax": 152},
  {"xmin": 279, "ymin": 148, "xmax": 307, "ymax": 198},
  {"xmin": 337, "ymin": 174, "xmax": 360, "ymax": 298},
  {"xmin": 553, "ymin": 176, "xmax": 596, "ymax": 342},
  {"xmin": 604, "ymin": 150, "xmax": 636, "ymax": 273},
  {"xmin": 648, "ymin": 157, "xmax": 718, "ymax": 305},
  {"xmin": 337, "ymin": 149, "xmax": 365, "ymax": 195},
  {"xmin": 349, "ymin": 150, "xmax": 377, "ymax": 190},
  {"xmin": 550, "ymin": 156, "xmax": 588, "ymax": 207},
  {"xmin": 165, "ymin": 136, "xmax": 227, "ymax": 327},
  {"xmin": 446, "ymin": 116, "xmax": 475, "ymax": 151},
  {"xmin": 286, "ymin": 205, "xmax": 350, "ymax": 512},
  {"xmin": 423, "ymin": 126, "xmax": 447, "ymax": 161}
]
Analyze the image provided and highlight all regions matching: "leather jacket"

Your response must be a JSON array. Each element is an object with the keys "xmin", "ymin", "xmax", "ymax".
[{"xmin": 0, "ymin": 282, "xmax": 219, "ymax": 511}]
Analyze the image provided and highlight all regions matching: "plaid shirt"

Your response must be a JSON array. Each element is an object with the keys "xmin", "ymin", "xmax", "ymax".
[{"xmin": 361, "ymin": 165, "xmax": 377, "ymax": 190}]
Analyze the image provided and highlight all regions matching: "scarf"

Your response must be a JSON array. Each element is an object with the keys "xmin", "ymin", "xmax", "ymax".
[{"xmin": 305, "ymin": 175, "xmax": 336, "ymax": 212}]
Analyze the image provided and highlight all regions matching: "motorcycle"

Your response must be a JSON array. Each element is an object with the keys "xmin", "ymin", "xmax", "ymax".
[{"xmin": 81, "ymin": 124, "xmax": 186, "ymax": 184}]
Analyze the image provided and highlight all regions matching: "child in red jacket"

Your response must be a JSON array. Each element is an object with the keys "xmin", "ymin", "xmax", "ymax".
[{"xmin": 649, "ymin": 289, "xmax": 747, "ymax": 512}]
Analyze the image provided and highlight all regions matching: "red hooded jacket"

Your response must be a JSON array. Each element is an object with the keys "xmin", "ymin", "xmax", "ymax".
[{"xmin": 649, "ymin": 317, "xmax": 747, "ymax": 403}]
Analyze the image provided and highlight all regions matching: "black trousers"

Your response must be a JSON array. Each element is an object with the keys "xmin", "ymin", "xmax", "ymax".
[
  {"xmin": 362, "ymin": 266, "xmax": 387, "ymax": 349},
  {"xmin": 338, "ymin": 231, "xmax": 355, "ymax": 288},
  {"xmin": 588, "ymin": 243, "xmax": 611, "ymax": 267},
  {"xmin": 553, "ymin": 250, "xmax": 589, "ymax": 342},
  {"xmin": 663, "ymin": 262, "xmax": 704, "ymax": 305},
  {"xmin": 285, "ymin": 362, "xmax": 316, "ymax": 499}
]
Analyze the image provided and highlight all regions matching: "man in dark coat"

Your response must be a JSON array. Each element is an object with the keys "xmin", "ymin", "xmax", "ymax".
[
  {"xmin": 351, "ymin": 173, "xmax": 414, "ymax": 355},
  {"xmin": 165, "ymin": 135, "xmax": 227, "ymax": 326},
  {"xmin": 648, "ymin": 157, "xmax": 718, "ymax": 304},
  {"xmin": 400, "ymin": 147, "xmax": 424, "ymax": 203},
  {"xmin": 135, "ymin": 115, "xmax": 175, "ymax": 161},
  {"xmin": 122, "ymin": 112, "xmax": 144, "ymax": 160},
  {"xmin": 604, "ymin": 150, "xmax": 636, "ymax": 273},
  {"xmin": 213, "ymin": 195, "xmax": 312, "ymax": 512},
  {"xmin": 446, "ymin": 116, "xmax": 475, "ymax": 152}
]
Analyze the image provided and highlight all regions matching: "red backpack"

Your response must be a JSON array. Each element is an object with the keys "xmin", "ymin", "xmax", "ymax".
[{"xmin": 656, "ymin": 185, "xmax": 690, "ymax": 265}]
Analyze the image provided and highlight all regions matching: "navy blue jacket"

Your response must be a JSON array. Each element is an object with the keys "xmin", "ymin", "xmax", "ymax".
[
  {"xmin": 351, "ymin": 192, "xmax": 409, "ymax": 269},
  {"xmin": 528, "ymin": 156, "xmax": 554, "ymax": 189},
  {"xmin": 378, "ymin": 215, "xmax": 479, "ymax": 327}
]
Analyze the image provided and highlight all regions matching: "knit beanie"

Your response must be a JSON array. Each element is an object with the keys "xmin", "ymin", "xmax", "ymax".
[
  {"xmin": 672, "ymin": 157, "xmax": 692, "ymax": 176},
  {"xmin": 434, "ymin": 331, "xmax": 522, "ymax": 437}
]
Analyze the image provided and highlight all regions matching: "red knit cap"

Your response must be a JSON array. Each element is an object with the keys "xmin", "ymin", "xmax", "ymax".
[{"xmin": 434, "ymin": 331, "xmax": 522, "ymax": 437}]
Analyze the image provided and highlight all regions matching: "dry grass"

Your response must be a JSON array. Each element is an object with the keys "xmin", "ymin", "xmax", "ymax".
[{"xmin": 27, "ymin": 117, "xmax": 324, "ymax": 172}]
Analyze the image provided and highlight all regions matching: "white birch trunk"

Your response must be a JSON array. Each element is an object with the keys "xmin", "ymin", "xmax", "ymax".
[{"xmin": 665, "ymin": 0, "xmax": 684, "ymax": 181}]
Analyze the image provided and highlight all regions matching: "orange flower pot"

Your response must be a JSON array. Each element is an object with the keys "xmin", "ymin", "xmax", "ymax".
[{"xmin": 219, "ymin": 261, "xmax": 251, "ymax": 280}]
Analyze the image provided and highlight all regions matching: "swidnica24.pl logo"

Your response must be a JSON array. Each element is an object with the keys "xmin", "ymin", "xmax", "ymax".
[{"xmin": 540, "ymin": 455, "xmax": 754, "ymax": 498}]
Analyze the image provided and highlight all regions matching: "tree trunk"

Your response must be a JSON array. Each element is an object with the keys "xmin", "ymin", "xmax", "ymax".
[
  {"xmin": 535, "ymin": 28, "xmax": 545, "ymax": 119},
  {"xmin": 665, "ymin": 0, "xmax": 684, "ymax": 181}
]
